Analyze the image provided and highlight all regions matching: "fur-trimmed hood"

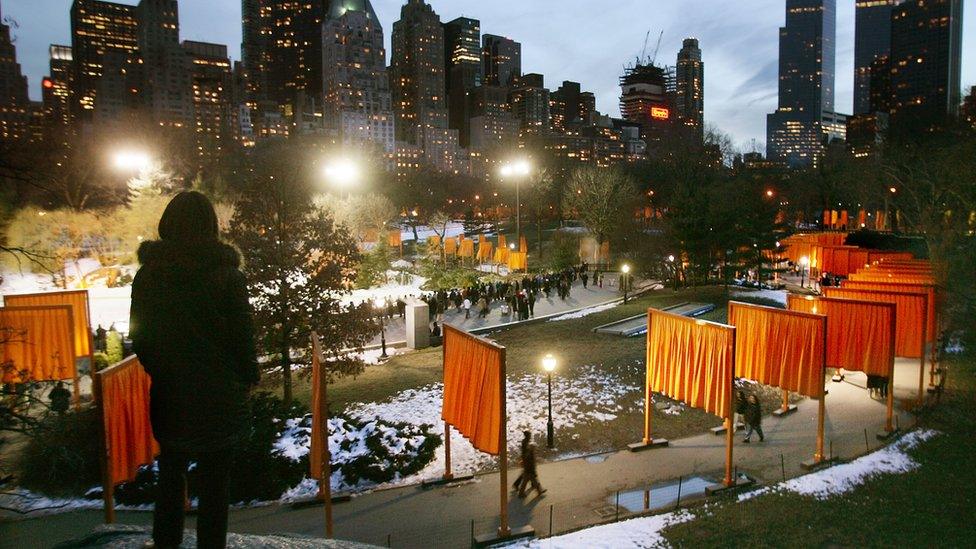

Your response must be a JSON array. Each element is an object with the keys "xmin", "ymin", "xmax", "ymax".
[{"xmin": 137, "ymin": 239, "xmax": 241, "ymax": 270}]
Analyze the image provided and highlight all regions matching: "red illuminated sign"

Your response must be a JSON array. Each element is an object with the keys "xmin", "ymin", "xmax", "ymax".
[
  {"xmin": 651, "ymin": 107, "xmax": 670, "ymax": 120},
  {"xmin": 42, "ymin": 78, "xmax": 54, "ymax": 89}
]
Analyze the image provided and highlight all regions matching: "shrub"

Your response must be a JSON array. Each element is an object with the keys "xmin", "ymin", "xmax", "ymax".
[
  {"xmin": 92, "ymin": 352, "xmax": 110, "ymax": 372},
  {"xmin": 17, "ymin": 408, "xmax": 102, "ymax": 497},
  {"xmin": 105, "ymin": 330, "xmax": 124, "ymax": 365}
]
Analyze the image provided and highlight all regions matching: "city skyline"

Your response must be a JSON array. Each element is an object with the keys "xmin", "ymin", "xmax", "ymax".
[{"xmin": 4, "ymin": 0, "xmax": 974, "ymax": 151}]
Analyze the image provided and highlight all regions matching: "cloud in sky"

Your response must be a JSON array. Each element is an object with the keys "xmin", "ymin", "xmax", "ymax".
[{"xmin": 5, "ymin": 0, "xmax": 974, "ymax": 150}]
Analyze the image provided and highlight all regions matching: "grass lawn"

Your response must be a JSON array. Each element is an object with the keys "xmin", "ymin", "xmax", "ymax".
[
  {"xmin": 279, "ymin": 285, "xmax": 789, "ymax": 460},
  {"xmin": 659, "ymin": 352, "xmax": 976, "ymax": 548}
]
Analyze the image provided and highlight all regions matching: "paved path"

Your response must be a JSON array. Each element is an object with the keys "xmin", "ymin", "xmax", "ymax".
[
  {"xmin": 364, "ymin": 278, "xmax": 648, "ymax": 347},
  {"xmin": 1, "ymin": 359, "xmax": 927, "ymax": 548}
]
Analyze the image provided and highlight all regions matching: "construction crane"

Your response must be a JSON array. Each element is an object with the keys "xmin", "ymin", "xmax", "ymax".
[
  {"xmin": 650, "ymin": 30, "xmax": 664, "ymax": 66},
  {"xmin": 639, "ymin": 30, "xmax": 651, "ymax": 64}
]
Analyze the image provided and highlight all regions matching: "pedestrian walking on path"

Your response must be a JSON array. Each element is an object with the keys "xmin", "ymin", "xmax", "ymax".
[
  {"xmin": 463, "ymin": 297, "xmax": 472, "ymax": 319},
  {"xmin": 517, "ymin": 434, "xmax": 546, "ymax": 498},
  {"xmin": 743, "ymin": 393, "xmax": 764, "ymax": 443},
  {"xmin": 512, "ymin": 431, "xmax": 531, "ymax": 493},
  {"xmin": 130, "ymin": 191, "xmax": 259, "ymax": 549},
  {"xmin": 734, "ymin": 388, "xmax": 747, "ymax": 429}
]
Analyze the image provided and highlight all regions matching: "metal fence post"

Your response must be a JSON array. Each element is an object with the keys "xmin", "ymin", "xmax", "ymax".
[
  {"xmin": 780, "ymin": 454, "xmax": 786, "ymax": 482},
  {"xmin": 675, "ymin": 476, "xmax": 683, "ymax": 510},
  {"xmin": 615, "ymin": 490, "xmax": 620, "ymax": 521},
  {"xmin": 549, "ymin": 504, "xmax": 554, "ymax": 538}
]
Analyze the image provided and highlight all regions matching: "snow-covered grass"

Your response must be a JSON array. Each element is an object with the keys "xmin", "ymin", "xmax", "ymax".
[
  {"xmin": 277, "ymin": 364, "xmax": 641, "ymax": 500},
  {"xmin": 730, "ymin": 288, "xmax": 788, "ymax": 306},
  {"xmin": 547, "ymin": 301, "xmax": 621, "ymax": 322},
  {"xmin": 506, "ymin": 510, "xmax": 693, "ymax": 548},
  {"xmin": 739, "ymin": 428, "xmax": 939, "ymax": 502}
]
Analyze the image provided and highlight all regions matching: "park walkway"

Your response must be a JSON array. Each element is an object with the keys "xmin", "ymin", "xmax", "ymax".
[
  {"xmin": 0, "ymin": 359, "xmax": 925, "ymax": 548},
  {"xmin": 364, "ymin": 277, "xmax": 653, "ymax": 347}
]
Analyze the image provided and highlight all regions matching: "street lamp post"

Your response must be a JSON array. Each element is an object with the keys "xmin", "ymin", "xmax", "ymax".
[
  {"xmin": 799, "ymin": 256, "xmax": 810, "ymax": 289},
  {"xmin": 374, "ymin": 298, "xmax": 388, "ymax": 359},
  {"xmin": 621, "ymin": 264, "xmax": 631, "ymax": 304},
  {"xmin": 500, "ymin": 160, "xmax": 531, "ymax": 246},
  {"xmin": 542, "ymin": 354, "xmax": 557, "ymax": 449},
  {"xmin": 667, "ymin": 255, "xmax": 677, "ymax": 291}
]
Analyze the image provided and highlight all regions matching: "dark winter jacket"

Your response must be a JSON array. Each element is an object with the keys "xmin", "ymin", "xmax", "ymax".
[
  {"xmin": 745, "ymin": 399, "xmax": 762, "ymax": 427},
  {"xmin": 130, "ymin": 239, "xmax": 258, "ymax": 453}
]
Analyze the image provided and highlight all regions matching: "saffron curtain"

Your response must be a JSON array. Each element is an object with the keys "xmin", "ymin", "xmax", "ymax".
[
  {"xmin": 388, "ymin": 230, "xmax": 402, "ymax": 248},
  {"xmin": 498, "ymin": 235, "xmax": 507, "ymax": 252},
  {"xmin": 787, "ymin": 295, "xmax": 894, "ymax": 377},
  {"xmin": 519, "ymin": 236, "xmax": 528, "ymax": 253},
  {"xmin": 98, "ymin": 355, "xmax": 158, "ymax": 485},
  {"xmin": 849, "ymin": 272, "xmax": 935, "ymax": 285},
  {"xmin": 823, "ymin": 288, "xmax": 926, "ymax": 357},
  {"xmin": 444, "ymin": 237, "xmax": 458, "ymax": 256},
  {"xmin": 507, "ymin": 252, "xmax": 527, "ymax": 271},
  {"xmin": 427, "ymin": 235, "xmax": 441, "ymax": 248},
  {"xmin": 477, "ymin": 237, "xmax": 493, "ymax": 261},
  {"xmin": 459, "ymin": 238, "xmax": 475, "ymax": 258},
  {"xmin": 840, "ymin": 281, "xmax": 937, "ymax": 343},
  {"xmin": 646, "ymin": 309, "xmax": 734, "ymax": 418},
  {"xmin": 0, "ymin": 306, "xmax": 76, "ymax": 383},
  {"xmin": 494, "ymin": 247, "xmax": 510, "ymax": 264},
  {"xmin": 441, "ymin": 326, "xmax": 503, "ymax": 455},
  {"xmin": 728, "ymin": 302, "xmax": 826, "ymax": 398},
  {"xmin": 5, "ymin": 290, "xmax": 92, "ymax": 357}
]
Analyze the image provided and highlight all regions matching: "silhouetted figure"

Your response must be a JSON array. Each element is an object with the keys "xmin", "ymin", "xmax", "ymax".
[
  {"xmin": 130, "ymin": 191, "xmax": 258, "ymax": 549},
  {"xmin": 94, "ymin": 325, "xmax": 107, "ymax": 353},
  {"xmin": 49, "ymin": 381, "xmax": 71, "ymax": 415},
  {"xmin": 743, "ymin": 394, "xmax": 764, "ymax": 443}
]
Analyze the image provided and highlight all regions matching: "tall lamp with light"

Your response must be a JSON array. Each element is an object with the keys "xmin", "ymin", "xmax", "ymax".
[{"xmin": 542, "ymin": 354, "xmax": 557, "ymax": 448}]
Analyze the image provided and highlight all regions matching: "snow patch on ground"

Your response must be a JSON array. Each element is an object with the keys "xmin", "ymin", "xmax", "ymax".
[
  {"xmin": 547, "ymin": 301, "xmax": 621, "ymax": 322},
  {"xmin": 740, "ymin": 429, "xmax": 939, "ymax": 502},
  {"xmin": 730, "ymin": 288, "xmax": 788, "ymax": 306},
  {"xmin": 506, "ymin": 510, "xmax": 693, "ymax": 548},
  {"xmin": 0, "ymin": 488, "xmax": 151, "ymax": 517}
]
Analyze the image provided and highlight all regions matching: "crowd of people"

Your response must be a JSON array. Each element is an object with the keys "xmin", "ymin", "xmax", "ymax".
[{"xmin": 352, "ymin": 263, "xmax": 599, "ymax": 334}]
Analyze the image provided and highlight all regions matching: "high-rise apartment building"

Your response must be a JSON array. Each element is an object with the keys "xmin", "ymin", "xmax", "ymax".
[
  {"xmin": 467, "ymin": 84, "xmax": 518, "ymax": 149},
  {"xmin": 322, "ymin": 0, "xmax": 394, "ymax": 153},
  {"xmin": 963, "ymin": 86, "xmax": 976, "ymax": 128},
  {"xmin": 42, "ymin": 45, "xmax": 74, "ymax": 129},
  {"xmin": 766, "ymin": 0, "xmax": 837, "ymax": 168},
  {"xmin": 675, "ymin": 37, "xmax": 704, "ymax": 139},
  {"xmin": 889, "ymin": 0, "xmax": 964, "ymax": 125},
  {"xmin": 138, "ymin": 0, "xmax": 192, "ymax": 127},
  {"xmin": 241, "ymin": 0, "xmax": 328, "ymax": 109},
  {"xmin": 510, "ymin": 73, "xmax": 550, "ymax": 133},
  {"xmin": 183, "ymin": 40, "xmax": 237, "ymax": 161},
  {"xmin": 0, "ymin": 0, "xmax": 30, "ymax": 142},
  {"xmin": 853, "ymin": 0, "xmax": 897, "ymax": 115},
  {"xmin": 70, "ymin": 0, "xmax": 139, "ymax": 120},
  {"xmin": 443, "ymin": 17, "xmax": 481, "ymax": 147},
  {"xmin": 550, "ymin": 81, "xmax": 595, "ymax": 133},
  {"xmin": 391, "ymin": 0, "xmax": 449, "ymax": 143},
  {"xmin": 482, "ymin": 34, "xmax": 520, "ymax": 88}
]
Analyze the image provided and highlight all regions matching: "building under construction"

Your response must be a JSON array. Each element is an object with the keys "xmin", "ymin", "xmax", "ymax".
[{"xmin": 619, "ymin": 61, "xmax": 675, "ymax": 143}]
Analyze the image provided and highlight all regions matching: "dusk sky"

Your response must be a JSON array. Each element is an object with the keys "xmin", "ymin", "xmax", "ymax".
[{"xmin": 4, "ymin": 0, "xmax": 973, "ymax": 151}]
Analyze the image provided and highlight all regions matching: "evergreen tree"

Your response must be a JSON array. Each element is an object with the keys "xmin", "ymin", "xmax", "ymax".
[{"xmin": 228, "ymin": 140, "xmax": 378, "ymax": 406}]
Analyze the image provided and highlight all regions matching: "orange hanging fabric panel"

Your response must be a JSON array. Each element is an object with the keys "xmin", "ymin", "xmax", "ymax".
[
  {"xmin": 0, "ymin": 305, "xmax": 76, "ymax": 383},
  {"xmin": 97, "ymin": 356, "xmax": 158, "ymax": 485},
  {"xmin": 842, "ymin": 280, "xmax": 937, "ymax": 339},
  {"xmin": 519, "ymin": 236, "xmax": 528, "ymax": 253},
  {"xmin": 459, "ymin": 238, "xmax": 475, "ymax": 258},
  {"xmin": 787, "ymin": 295, "xmax": 895, "ymax": 377},
  {"xmin": 646, "ymin": 310, "xmax": 734, "ymax": 418},
  {"xmin": 823, "ymin": 288, "xmax": 925, "ymax": 358},
  {"xmin": 5, "ymin": 290, "xmax": 92, "ymax": 358},
  {"xmin": 310, "ymin": 335, "xmax": 325, "ymax": 480},
  {"xmin": 444, "ymin": 237, "xmax": 458, "ymax": 256},
  {"xmin": 728, "ymin": 302, "xmax": 826, "ymax": 399},
  {"xmin": 388, "ymin": 230, "xmax": 402, "ymax": 248},
  {"xmin": 441, "ymin": 326, "xmax": 503, "ymax": 455}
]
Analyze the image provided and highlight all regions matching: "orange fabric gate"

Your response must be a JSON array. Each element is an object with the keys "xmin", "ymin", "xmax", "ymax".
[
  {"xmin": 0, "ymin": 305, "xmax": 76, "ymax": 384},
  {"xmin": 728, "ymin": 302, "xmax": 826, "ymax": 399},
  {"xmin": 4, "ymin": 290, "xmax": 92, "ymax": 358},
  {"xmin": 94, "ymin": 355, "xmax": 158, "ymax": 523}
]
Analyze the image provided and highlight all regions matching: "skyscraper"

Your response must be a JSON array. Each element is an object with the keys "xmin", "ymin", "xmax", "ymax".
[
  {"xmin": 443, "ymin": 17, "xmax": 481, "ymax": 147},
  {"xmin": 482, "ymin": 35, "xmax": 521, "ymax": 88},
  {"xmin": 241, "ymin": 0, "xmax": 329, "ymax": 116},
  {"xmin": 551, "ymin": 81, "xmax": 595, "ymax": 133},
  {"xmin": 138, "ymin": 0, "xmax": 193, "ymax": 127},
  {"xmin": 70, "ymin": 0, "xmax": 140, "ymax": 120},
  {"xmin": 510, "ymin": 73, "xmax": 550, "ymax": 133},
  {"xmin": 853, "ymin": 0, "xmax": 897, "ymax": 115},
  {"xmin": 322, "ymin": 0, "xmax": 394, "ymax": 153},
  {"xmin": 0, "ymin": 0, "xmax": 30, "ymax": 142},
  {"xmin": 391, "ymin": 0, "xmax": 449, "ymax": 143},
  {"xmin": 42, "ymin": 45, "xmax": 74, "ymax": 129},
  {"xmin": 675, "ymin": 38, "xmax": 704, "ymax": 139},
  {"xmin": 766, "ymin": 0, "xmax": 837, "ymax": 168},
  {"xmin": 183, "ymin": 40, "xmax": 237, "ymax": 162},
  {"xmin": 889, "ymin": 0, "xmax": 964, "ymax": 125}
]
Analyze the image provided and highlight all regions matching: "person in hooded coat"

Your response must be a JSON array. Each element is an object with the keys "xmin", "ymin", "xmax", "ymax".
[{"xmin": 130, "ymin": 191, "xmax": 258, "ymax": 549}]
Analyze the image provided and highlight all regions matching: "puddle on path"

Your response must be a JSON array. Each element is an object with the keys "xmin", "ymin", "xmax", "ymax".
[{"xmin": 608, "ymin": 476, "xmax": 717, "ymax": 512}]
